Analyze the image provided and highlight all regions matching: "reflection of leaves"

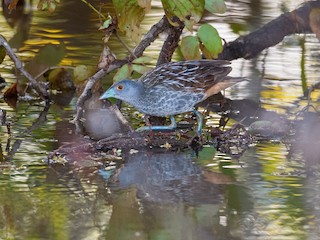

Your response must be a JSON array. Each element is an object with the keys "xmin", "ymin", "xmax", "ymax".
[
  {"xmin": 45, "ymin": 68, "xmax": 75, "ymax": 91},
  {"xmin": 180, "ymin": 36, "xmax": 201, "ymax": 60},
  {"xmin": 197, "ymin": 146, "xmax": 216, "ymax": 166},
  {"xmin": 6, "ymin": 0, "xmax": 20, "ymax": 10},
  {"xmin": 38, "ymin": 0, "xmax": 60, "ymax": 13},
  {"xmin": 198, "ymin": 23, "xmax": 222, "ymax": 58},
  {"xmin": 33, "ymin": 43, "xmax": 65, "ymax": 67},
  {"xmin": 161, "ymin": 0, "xmax": 205, "ymax": 31},
  {"xmin": 112, "ymin": 0, "xmax": 151, "ymax": 42},
  {"xmin": 22, "ymin": 43, "xmax": 65, "ymax": 91}
]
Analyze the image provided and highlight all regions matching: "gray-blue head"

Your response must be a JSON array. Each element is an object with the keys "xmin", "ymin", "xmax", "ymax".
[{"xmin": 100, "ymin": 79, "xmax": 144, "ymax": 103}]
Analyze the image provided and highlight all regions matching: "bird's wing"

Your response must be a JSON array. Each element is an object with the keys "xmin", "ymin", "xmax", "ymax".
[{"xmin": 139, "ymin": 60, "xmax": 239, "ymax": 94}]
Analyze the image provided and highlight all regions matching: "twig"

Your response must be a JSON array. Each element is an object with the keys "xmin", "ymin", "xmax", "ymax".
[
  {"xmin": 5, "ymin": 101, "xmax": 51, "ymax": 161},
  {"xmin": 115, "ymin": 31, "xmax": 136, "ymax": 58},
  {"xmin": 81, "ymin": 0, "xmax": 107, "ymax": 20},
  {"xmin": 33, "ymin": 66, "xmax": 75, "ymax": 80},
  {"xmin": 74, "ymin": 16, "xmax": 171, "ymax": 130},
  {"xmin": 0, "ymin": 35, "xmax": 50, "ymax": 101}
]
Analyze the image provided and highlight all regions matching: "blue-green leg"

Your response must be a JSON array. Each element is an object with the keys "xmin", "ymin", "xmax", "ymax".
[
  {"xmin": 136, "ymin": 116, "xmax": 177, "ymax": 132},
  {"xmin": 193, "ymin": 110, "xmax": 203, "ymax": 135}
]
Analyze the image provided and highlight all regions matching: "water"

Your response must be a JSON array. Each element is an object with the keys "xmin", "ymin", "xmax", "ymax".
[{"xmin": 1, "ymin": 0, "xmax": 320, "ymax": 239}]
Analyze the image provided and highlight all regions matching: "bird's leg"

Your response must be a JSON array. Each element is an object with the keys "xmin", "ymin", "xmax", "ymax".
[
  {"xmin": 193, "ymin": 110, "xmax": 203, "ymax": 135},
  {"xmin": 136, "ymin": 115, "xmax": 177, "ymax": 132}
]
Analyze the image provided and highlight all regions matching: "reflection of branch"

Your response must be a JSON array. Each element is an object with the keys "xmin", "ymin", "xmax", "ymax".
[
  {"xmin": 74, "ymin": 16, "xmax": 171, "ymax": 127},
  {"xmin": 5, "ymin": 102, "xmax": 50, "ymax": 161},
  {"xmin": 0, "ymin": 35, "xmax": 50, "ymax": 100},
  {"xmin": 219, "ymin": 1, "xmax": 320, "ymax": 60}
]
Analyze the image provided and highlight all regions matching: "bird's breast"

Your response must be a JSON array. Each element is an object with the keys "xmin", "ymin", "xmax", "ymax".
[{"xmin": 132, "ymin": 89, "xmax": 204, "ymax": 116}]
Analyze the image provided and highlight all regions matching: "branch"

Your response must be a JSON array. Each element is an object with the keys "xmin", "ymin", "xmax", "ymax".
[
  {"xmin": 157, "ymin": 20, "xmax": 184, "ymax": 65},
  {"xmin": 6, "ymin": 102, "xmax": 51, "ymax": 161},
  {"xmin": 0, "ymin": 35, "xmax": 50, "ymax": 101},
  {"xmin": 74, "ymin": 16, "xmax": 171, "ymax": 126},
  {"xmin": 219, "ymin": 0, "xmax": 320, "ymax": 60}
]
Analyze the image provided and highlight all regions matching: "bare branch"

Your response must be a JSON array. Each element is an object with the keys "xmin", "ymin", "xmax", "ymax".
[
  {"xmin": 0, "ymin": 35, "xmax": 50, "ymax": 100},
  {"xmin": 219, "ymin": 0, "xmax": 320, "ymax": 60}
]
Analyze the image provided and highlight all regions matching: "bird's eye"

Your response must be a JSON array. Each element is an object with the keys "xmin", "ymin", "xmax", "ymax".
[{"xmin": 117, "ymin": 84, "xmax": 124, "ymax": 90}]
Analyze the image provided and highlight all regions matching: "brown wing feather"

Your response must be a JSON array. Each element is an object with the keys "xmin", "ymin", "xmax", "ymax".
[{"xmin": 139, "ymin": 60, "xmax": 240, "ymax": 95}]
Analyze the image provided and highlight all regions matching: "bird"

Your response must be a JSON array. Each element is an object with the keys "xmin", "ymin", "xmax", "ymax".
[{"xmin": 100, "ymin": 60, "xmax": 244, "ymax": 134}]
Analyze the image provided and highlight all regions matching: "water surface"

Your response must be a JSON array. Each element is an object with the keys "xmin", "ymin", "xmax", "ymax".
[{"xmin": 0, "ymin": 0, "xmax": 320, "ymax": 239}]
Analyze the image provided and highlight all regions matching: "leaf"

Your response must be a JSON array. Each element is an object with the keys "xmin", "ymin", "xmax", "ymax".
[
  {"xmin": 73, "ymin": 65, "xmax": 97, "ymax": 84},
  {"xmin": 24, "ymin": 43, "xmax": 65, "ymax": 78},
  {"xmin": 98, "ymin": 46, "xmax": 116, "ymax": 69},
  {"xmin": 112, "ymin": 0, "xmax": 151, "ymax": 42},
  {"xmin": 310, "ymin": 8, "xmax": 320, "ymax": 40},
  {"xmin": 180, "ymin": 36, "xmax": 201, "ymax": 60},
  {"xmin": 161, "ymin": 0, "xmax": 205, "ymax": 31},
  {"xmin": 46, "ymin": 68, "xmax": 74, "ymax": 91},
  {"xmin": 113, "ymin": 64, "xmax": 132, "ymax": 82},
  {"xmin": 0, "ymin": 46, "xmax": 5, "ymax": 64},
  {"xmin": 132, "ymin": 56, "xmax": 154, "ymax": 64},
  {"xmin": 205, "ymin": 0, "xmax": 227, "ymax": 14},
  {"xmin": 99, "ymin": 17, "xmax": 113, "ymax": 30},
  {"xmin": 4, "ymin": 83, "xmax": 18, "ymax": 100},
  {"xmin": 197, "ymin": 23, "xmax": 222, "ymax": 58},
  {"xmin": 38, "ymin": 0, "xmax": 59, "ymax": 13},
  {"xmin": 132, "ymin": 64, "xmax": 152, "ymax": 74}
]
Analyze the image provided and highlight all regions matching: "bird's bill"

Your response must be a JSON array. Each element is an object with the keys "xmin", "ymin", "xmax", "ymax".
[{"xmin": 99, "ymin": 88, "xmax": 115, "ymax": 100}]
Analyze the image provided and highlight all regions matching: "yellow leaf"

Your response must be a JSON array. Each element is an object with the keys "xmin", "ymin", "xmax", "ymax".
[
  {"xmin": 180, "ymin": 36, "xmax": 201, "ymax": 60},
  {"xmin": 112, "ymin": 0, "xmax": 151, "ymax": 42}
]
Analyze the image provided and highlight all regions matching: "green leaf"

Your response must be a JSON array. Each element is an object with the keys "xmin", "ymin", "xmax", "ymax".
[
  {"xmin": 112, "ymin": 0, "xmax": 151, "ymax": 42},
  {"xmin": 180, "ymin": 36, "xmax": 201, "ymax": 60},
  {"xmin": 73, "ymin": 65, "xmax": 97, "ymax": 84},
  {"xmin": 132, "ymin": 56, "xmax": 153, "ymax": 64},
  {"xmin": 161, "ymin": 0, "xmax": 205, "ymax": 31},
  {"xmin": 197, "ymin": 23, "xmax": 222, "ymax": 58},
  {"xmin": 99, "ymin": 17, "xmax": 113, "ymax": 30},
  {"xmin": 0, "ymin": 46, "xmax": 5, "ymax": 64},
  {"xmin": 132, "ymin": 64, "xmax": 152, "ymax": 75},
  {"xmin": 205, "ymin": 0, "xmax": 227, "ymax": 14},
  {"xmin": 113, "ymin": 64, "xmax": 132, "ymax": 82}
]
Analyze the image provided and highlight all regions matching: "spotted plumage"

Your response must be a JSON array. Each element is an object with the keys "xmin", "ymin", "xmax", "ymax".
[{"xmin": 100, "ymin": 60, "xmax": 244, "ymax": 133}]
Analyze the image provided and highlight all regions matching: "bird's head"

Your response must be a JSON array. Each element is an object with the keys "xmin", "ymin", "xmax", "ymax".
[{"xmin": 100, "ymin": 79, "xmax": 143, "ymax": 103}]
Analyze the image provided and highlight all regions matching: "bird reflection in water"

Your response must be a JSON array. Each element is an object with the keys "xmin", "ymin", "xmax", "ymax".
[{"xmin": 103, "ymin": 150, "xmax": 238, "ymax": 240}]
